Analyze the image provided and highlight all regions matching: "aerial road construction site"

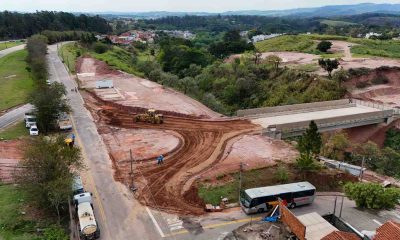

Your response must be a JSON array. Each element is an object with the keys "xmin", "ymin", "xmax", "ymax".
[{"xmin": 76, "ymin": 56, "xmax": 299, "ymax": 216}]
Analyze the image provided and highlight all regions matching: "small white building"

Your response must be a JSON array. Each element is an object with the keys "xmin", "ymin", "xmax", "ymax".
[
  {"xmin": 365, "ymin": 32, "xmax": 382, "ymax": 39},
  {"xmin": 251, "ymin": 33, "xmax": 284, "ymax": 43}
]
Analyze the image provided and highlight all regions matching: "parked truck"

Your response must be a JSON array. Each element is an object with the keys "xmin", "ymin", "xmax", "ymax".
[
  {"xmin": 57, "ymin": 112, "xmax": 72, "ymax": 130},
  {"xmin": 24, "ymin": 113, "xmax": 37, "ymax": 128},
  {"xmin": 73, "ymin": 192, "xmax": 100, "ymax": 240}
]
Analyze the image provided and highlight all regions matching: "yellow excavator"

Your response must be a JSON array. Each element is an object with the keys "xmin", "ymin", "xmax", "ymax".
[{"xmin": 135, "ymin": 109, "xmax": 164, "ymax": 124}]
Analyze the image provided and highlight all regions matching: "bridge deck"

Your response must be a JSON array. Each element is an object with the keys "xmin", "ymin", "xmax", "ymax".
[{"xmin": 251, "ymin": 105, "xmax": 381, "ymax": 129}]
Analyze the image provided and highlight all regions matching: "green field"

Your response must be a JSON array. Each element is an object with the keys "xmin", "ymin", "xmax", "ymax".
[
  {"xmin": 0, "ymin": 50, "xmax": 36, "ymax": 111},
  {"xmin": 255, "ymin": 35, "xmax": 317, "ymax": 53},
  {"xmin": 320, "ymin": 20, "xmax": 358, "ymax": 27},
  {"xmin": 0, "ymin": 121, "xmax": 28, "ymax": 140},
  {"xmin": 0, "ymin": 185, "xmax": 38, "ymax": 240},
  {"xmin": 0, "ymin": 41, "xmax": 23, "ymax": 51},
  {"xmin": 256, "ymin": 34, "xmax": 400, "ymax": 59}
]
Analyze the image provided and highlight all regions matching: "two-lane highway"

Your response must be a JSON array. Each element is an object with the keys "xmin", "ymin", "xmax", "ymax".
[{"xmin": 47, "ymin": 43, "xmax": 165, "ymax": 240}]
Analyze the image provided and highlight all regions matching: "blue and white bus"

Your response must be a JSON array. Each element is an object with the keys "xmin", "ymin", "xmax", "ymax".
[{"xmin": 240, "ymin": 181, "xmax": 316, "ymax": 214}]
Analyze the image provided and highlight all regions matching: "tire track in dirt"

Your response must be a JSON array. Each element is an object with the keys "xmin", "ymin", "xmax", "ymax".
[{"xmin": 83, "ymin": 93, "xmax": 259, "ymax": 215}]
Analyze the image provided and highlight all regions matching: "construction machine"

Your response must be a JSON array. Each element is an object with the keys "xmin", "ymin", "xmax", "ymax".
[{"xmin": 135, "ymin": 109, "xmax": 164, "ymax": 124}]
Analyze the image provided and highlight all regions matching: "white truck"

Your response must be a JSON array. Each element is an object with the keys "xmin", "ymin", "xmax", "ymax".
[
  {"xmin": 24, "ymin": 114, "xmax": 37, "ymax": 128},
  {"xmin": 57, "ymin": 112, "xmax": 72, "ymax": 130},
  {"xmin": 73, "ymin": 192, "xmax": 100, "ymax": 240}
]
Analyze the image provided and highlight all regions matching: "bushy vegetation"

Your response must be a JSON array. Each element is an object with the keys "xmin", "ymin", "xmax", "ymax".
[
  {"xmin": 385, "ymin": 128, "xmax": 400, "ymax": 152},
  {"xmin": 0, "ymin": 11, "xmax": 111, "ymax": 40},
  {"xmin": 344, "ymin": 182, "xmax": 400, "ymax": 209}
]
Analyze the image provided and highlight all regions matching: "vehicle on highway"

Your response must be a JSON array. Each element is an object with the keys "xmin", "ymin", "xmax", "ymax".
[
  {"xmin": 57, "ymin": 112, "xmax": 72, "ymax": 130},
  {"xmin": 29, "ymin": 125, "xmax": 39, "ymax": 136},
  {"xmin": 72, "ymin": 175, "xmax": 84, "ymax": 195},
  {"xmin": 240, "ymin": 181, "xmax": 316, "ymax": 214},
  {"xmin": 74, "ymin": 192, "xmax": 100, "ymax": 240},
  {"xmin": 46, "ymin": 79, "xmax": 52, "ymax": 85},
  {"xmin": 25, "ymin": 115, "xmax": 37, "ymax": 128}
]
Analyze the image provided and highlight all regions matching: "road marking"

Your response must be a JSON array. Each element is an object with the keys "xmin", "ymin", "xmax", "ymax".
[
  {"xmin": 70, "ymin": 109, "xmax": 111, "ymax": 240},
  {"xmin": 146, "ymin": 207, "xmax": 166, "ymax": 238},
  {"xmin": 373, "ymin": 219, "xmax": 383, "ymax": 226},
  {"xmin": 164, "ymin": 216, "xmax": 262, "ymax": 237}
]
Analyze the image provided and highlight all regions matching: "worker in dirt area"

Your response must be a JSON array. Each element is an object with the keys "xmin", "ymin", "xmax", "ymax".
[
  {"xmin": 71, "ymin": 133, "xmax": 75, "ymax": 146},
  {"xmin": 156, "ymin": 155, "xmax": 165, "ymax": 165}
]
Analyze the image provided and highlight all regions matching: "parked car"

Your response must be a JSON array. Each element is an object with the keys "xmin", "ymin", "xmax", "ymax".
[
  {"xmin": 29, "ymin": 125, "xmax": 39, "ymax": 136},
  {"xmin": 46, "ymin": 79, "xmax": 52, "ymax": 85}
]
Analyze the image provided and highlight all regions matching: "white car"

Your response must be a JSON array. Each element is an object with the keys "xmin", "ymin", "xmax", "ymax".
[
  {"xmin": 29, "ymin": 125, "xmax": 39, "ymax": 136},
  {"xmin": 46, "ymin": 79, "xmax": 52, "ymax": 85}
]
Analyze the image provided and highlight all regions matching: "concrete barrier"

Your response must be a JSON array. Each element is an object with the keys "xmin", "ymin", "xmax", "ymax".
[
  {"xmin": 264, "ymin": 109, "xmax": 394, "ymax": 139},
  {"xmin": 237, "ymin": 99, "xmax": 350, "ymax": 117}
]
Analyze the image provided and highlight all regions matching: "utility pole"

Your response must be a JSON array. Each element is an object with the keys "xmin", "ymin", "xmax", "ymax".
[
  {"xmin": 339, "ymin": 196, "xmax": 344, "ymax": 218},
  {"xmin": 333, "ymin": 196, "xmax": 337, "ymax": 216},
  {"xmin": 129, "ymin": 149, "xmax": 137, "ymax": 191},
  {"xmin": 238, "ymin": 162, "xmax": 243, "ymax": 203},
  {"xmin": 359, "ymin": 156, "xmax": 365, "ymax": 181}
]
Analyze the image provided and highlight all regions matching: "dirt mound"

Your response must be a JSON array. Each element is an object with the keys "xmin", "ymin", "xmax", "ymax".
[
  {"xmin": 345, "ymin": 66, "xmax": 400, "ymax": 89},
  {"xmin": 0, "ymin": 140, "xmax": 24, "ymax": 183},
  {"xmin": 83, "ymin": 93, "xmax": 259, "ymax": 215},
  {"xmin": 346, "ymin": 120, "xmax": 400, "ymax": 147},
  {"xmin": 76, "ymin": 56, "xmax": 122, "ymax": 76}
]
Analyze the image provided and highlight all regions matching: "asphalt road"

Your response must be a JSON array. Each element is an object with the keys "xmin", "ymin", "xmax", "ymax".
[
  {"xmin": 0, "ymin": 44, "xmax": 25, "ymax": 58},
  {"xmin": 47, "ymin": 43, "xmax": 165, "ymax": 240},
  {"xmin": 0, "ymin": 104, "xmax": 33, "ymax": 130}
]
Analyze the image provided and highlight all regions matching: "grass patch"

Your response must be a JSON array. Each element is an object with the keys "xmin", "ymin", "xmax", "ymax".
[
  {"xmin": 0, "ymin": 50, "xmax": 36, "ymax": 111},
  {"xmin": 0, "ymin": 41, "xmax": 23, "ymax": 51},
  {"xmin": 198, "ymin": 164, "xmax": 356, "ymax": 205},
  {"xmin": 350, "ymin": 39, "xmax": 400, "ymax": 59},
  {"xmin": 0, "ymin": 185, "xmax": 39, "ymax": 240},
  {"xmin": 61, "ymin": 43, "xmax": 145, "ymax": 77},
  {"xmin": 0, "ymin": 121, "xmax": 28, "ymax": 140},
  {"xmin": 58, "ymin": 43, "xmax": 81, "ymax": 73},
  {"xmin": 255, "ymin": 35, "xmax": 317, "ymax": 53},
  {"xmin": 91, "ymin": 45, "xmax": 144, "ymax": 77},
  {"xmin": 287, "ymin": 63, "xmax": 319, "ymax": 73}
]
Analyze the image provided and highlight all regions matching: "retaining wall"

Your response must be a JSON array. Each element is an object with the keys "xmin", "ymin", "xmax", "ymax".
[{"xmin": 237, "ymin": 99, "xmax": 350, "ymax": 117}]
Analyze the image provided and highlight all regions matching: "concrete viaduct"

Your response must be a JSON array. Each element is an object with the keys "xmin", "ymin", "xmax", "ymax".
[{"xmin": 237, "ymin": 99, "xmax": 400, "ymax": 139}]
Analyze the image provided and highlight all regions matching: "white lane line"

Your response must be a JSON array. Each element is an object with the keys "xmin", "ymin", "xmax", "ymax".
[
  {"xmin": 373, "ymin": 219, "xmax": 383, "ymax": 226},
  {"xmin": 145, "ymin": 207, "xmax": 165, "ymax": 238}
]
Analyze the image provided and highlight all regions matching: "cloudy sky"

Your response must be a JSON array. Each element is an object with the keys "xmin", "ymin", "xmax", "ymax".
[{"xmin": 1, "ymin": 0, "xmax": 399, "ymax": 12}]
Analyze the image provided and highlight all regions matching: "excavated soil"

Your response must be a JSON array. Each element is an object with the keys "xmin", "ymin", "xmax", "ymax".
[
  {"xmin": 0, "ymin": 140, "xmax": 24, "ymax": 183},
  {"xmin": 83, "ymin": 92, "xmax": 262, "ymax": 215},
  {"xmin": 76, "ymin": 56, "xmax": 221, "ymax": 118},
  {"xmin": 202, "ymin": 134, "xmax": 298, "ymax": 179}
]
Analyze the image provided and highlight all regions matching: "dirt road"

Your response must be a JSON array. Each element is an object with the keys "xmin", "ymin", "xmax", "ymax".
[{"xmin": 83, "ymin": 92, "xmax": 259, "ymax": 215}]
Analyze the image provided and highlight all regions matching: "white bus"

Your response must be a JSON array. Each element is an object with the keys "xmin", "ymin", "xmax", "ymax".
[{"xmin": 240, "ymin": 181, "xmax": 316, "ymax": 214}]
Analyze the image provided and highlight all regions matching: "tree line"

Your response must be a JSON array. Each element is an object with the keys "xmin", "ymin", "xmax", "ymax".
[{"xmin": 0, "ymin": 11, "xmax": 111, "ymax": 40}]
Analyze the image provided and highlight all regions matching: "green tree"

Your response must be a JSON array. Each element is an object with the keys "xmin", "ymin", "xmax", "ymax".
[
  {"xmin": 264, "ymin": 55, "xmax": 282, "ymax": 72},
  {"xmin": 321, "ymin": 132, "xmax": 350, "ymax": 160},
  {"xmin": 92, "ymin": 42, "xmax": 108, "ymax": 54},
  {"xmin": 317, "ymin": 41, "xmax": 333, "ymax": 53},
  {"xmin": 384, "ymin": 128, "xmax": 400, "ymax": 151},
  {"xmin": 344, "ymin": 182, "xmax": 400, "ymax": 209},
  {"xmin": 43, "ymin": 225, "xmax": 69, "ymax": 240},
  {"xmin": 29, "ymin": 82, "xmax": 70, "ymax": 133},
  {"xmin": 17, "ymin": 136, "xmax": 83, "ymax": 216},
  {"xmin": 275, "ymin": 164, "xmax": 289, "ymax": 183},
  {"xmin": 318, "ymin": 58, "xmax": 340, "ymax": 78},
  {"xmin": 298, "ymin": 121, "xmax": 322, "ymax": 155},
  {"xmin": 295, "ymin": 152, "xmax": 319, "ymax": 178}
]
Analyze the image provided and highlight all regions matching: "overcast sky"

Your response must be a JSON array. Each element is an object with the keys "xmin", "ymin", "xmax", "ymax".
[{"xmin": 1, "ymin": 1, "xmax": 399, "ymax": 13}]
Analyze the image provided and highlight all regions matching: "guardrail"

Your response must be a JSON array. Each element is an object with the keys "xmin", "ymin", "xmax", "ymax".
[
  {"xmin": 237, "ymin": 99, "xmax": 350, "ymax": 117},
  {"xmin": 273, "ymin": 109, "xmax": 393, "ymax": 132}
]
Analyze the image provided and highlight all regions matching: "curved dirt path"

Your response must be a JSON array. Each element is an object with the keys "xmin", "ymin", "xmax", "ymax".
[{"xmin": 85, "ymin": 94, "xmax": 259, "ymax": 215}]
